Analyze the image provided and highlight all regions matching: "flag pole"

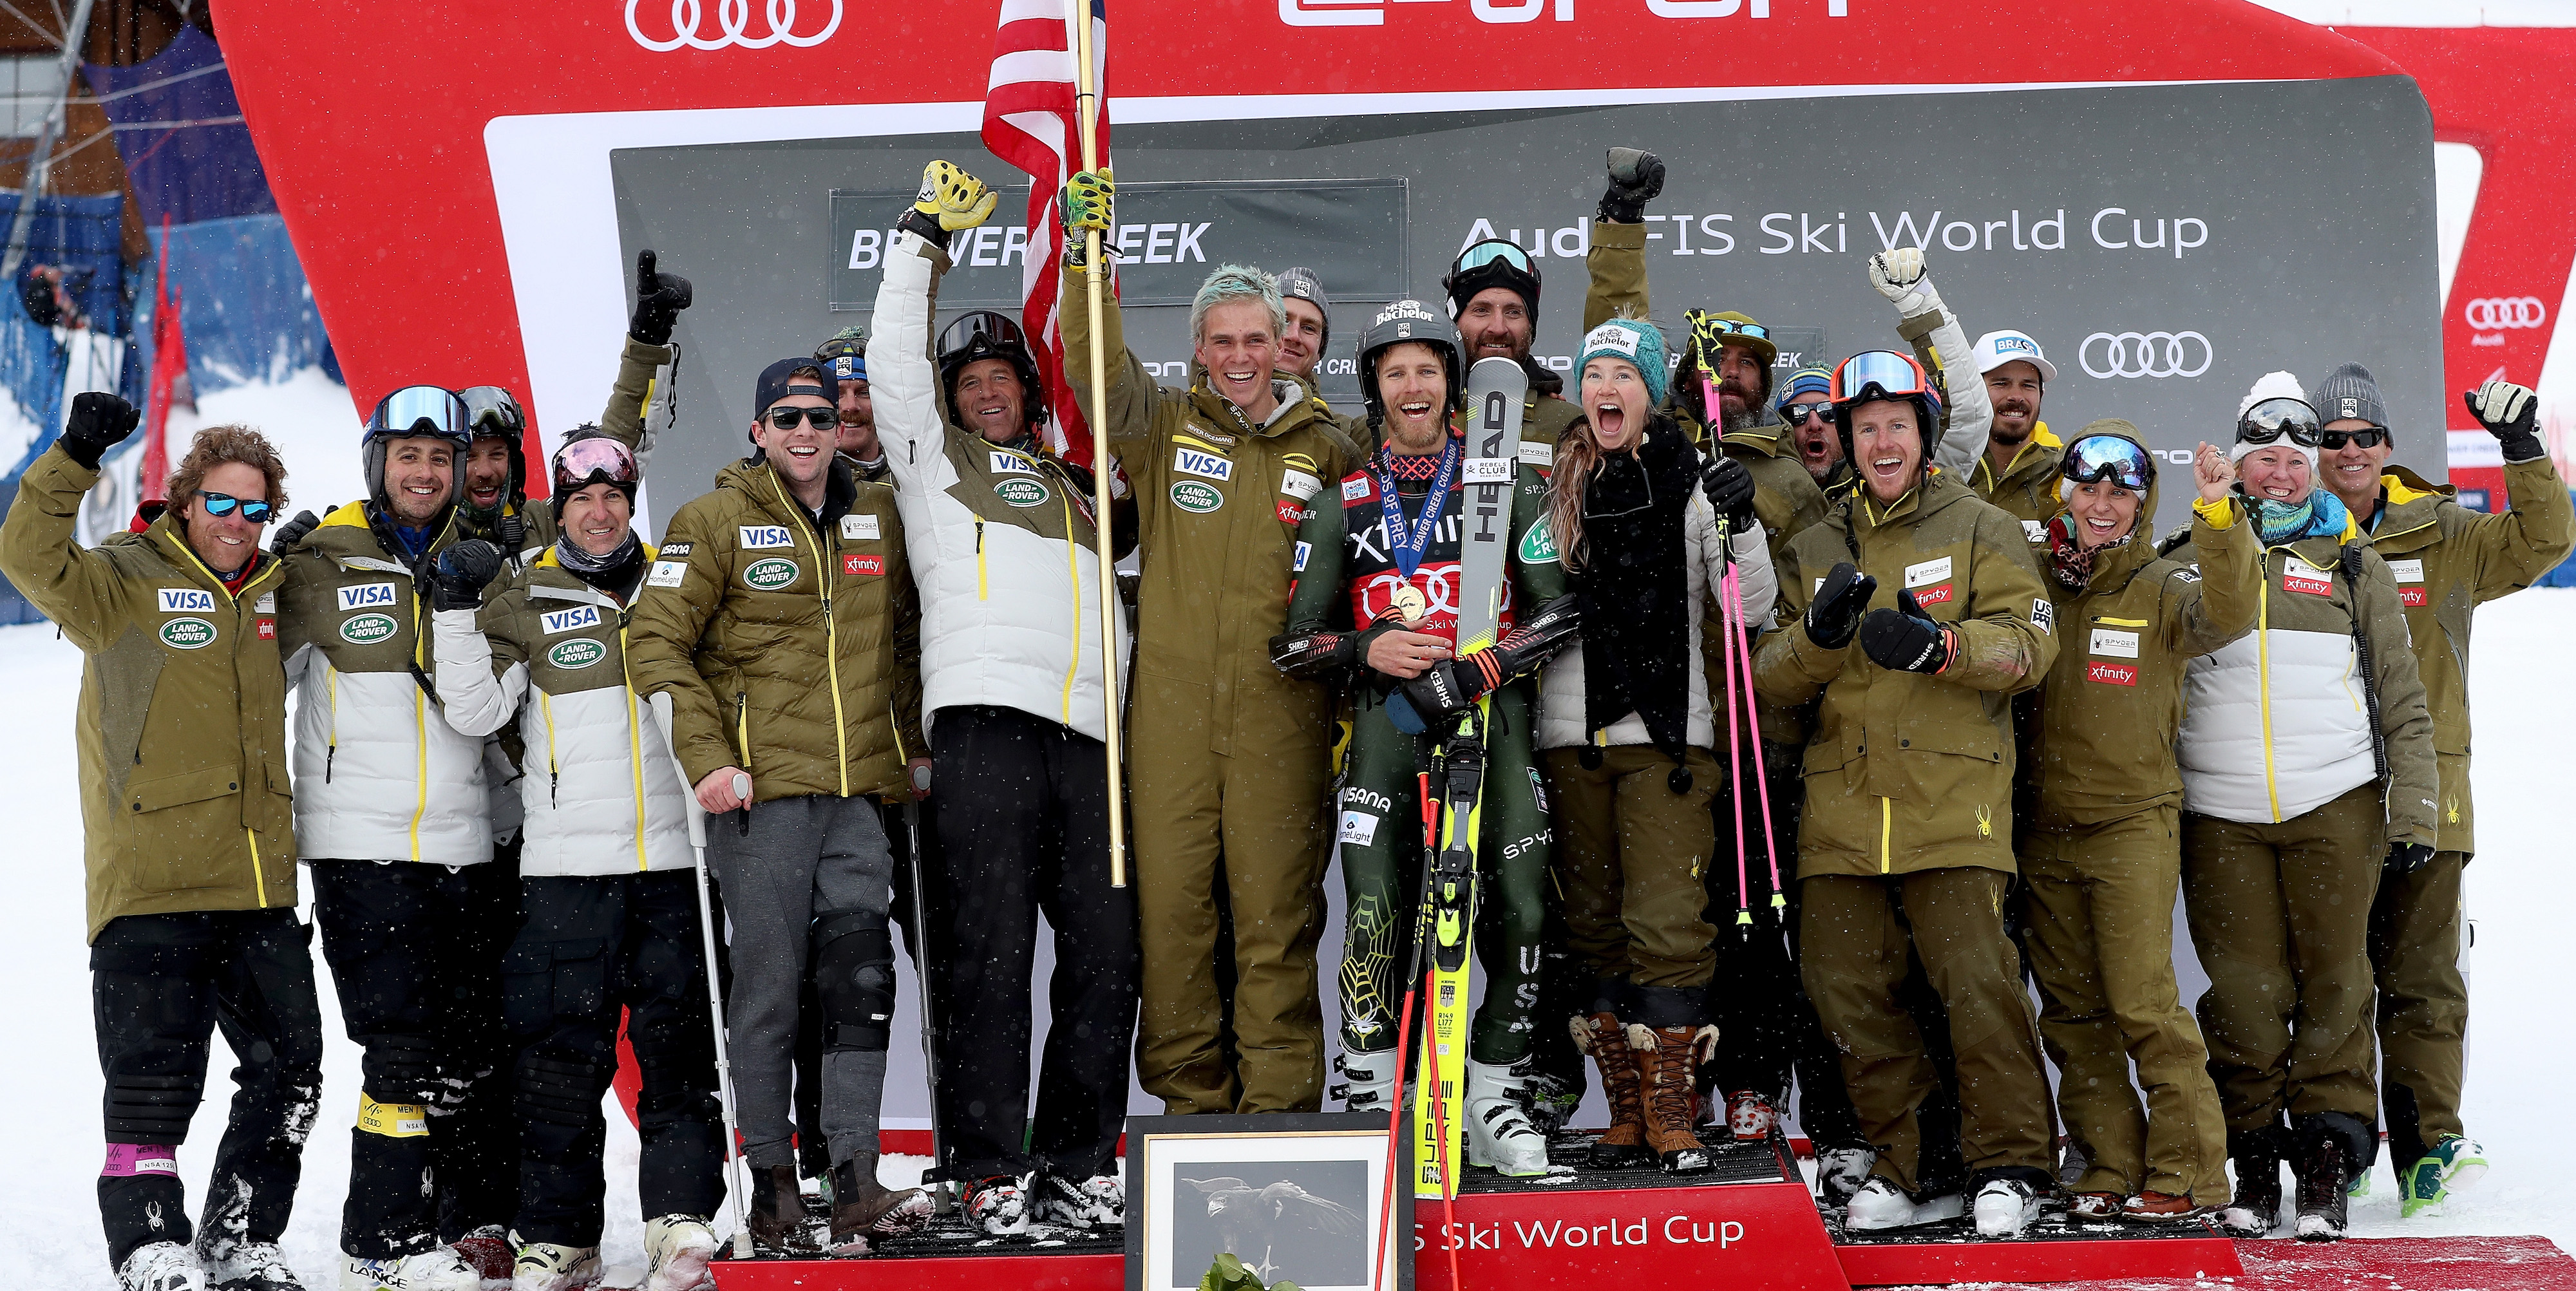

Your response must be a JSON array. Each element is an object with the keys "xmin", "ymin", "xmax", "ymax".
[{"xmin": 1070, "ymin": 0, "xmax": 1126, "ymax": 890}]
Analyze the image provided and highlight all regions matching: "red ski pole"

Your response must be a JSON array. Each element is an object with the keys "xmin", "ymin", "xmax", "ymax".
[{"xmin": 1370, "ymin": 766, "xmax": 1445, "ymax": 1291}]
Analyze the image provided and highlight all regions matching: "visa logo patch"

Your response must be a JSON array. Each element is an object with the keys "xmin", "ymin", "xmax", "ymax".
[
  {"xmin": 989, "ymin": 451, "xmax": 1037, "ymax": 476},
  {"xmin": 1175, "ymin": 447, "xmax": 1234, "ymax": 482},
  {"xmin": 336, "ymin": 582, "xmax": 398, "ymax": 612},
  {"xmin": 540, "ymin": 605, "xmax": 601, "ymax": 635},
  {"xmin": 158, "ymin": 587, "xmax": 216, "ymax": 614},
  {"xmin": 739, "ymin": 525, "xmax": 795, "ymax": 550}
]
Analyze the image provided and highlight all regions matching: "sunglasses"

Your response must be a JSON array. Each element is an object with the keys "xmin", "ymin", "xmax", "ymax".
[
  {"xmin": 1781, "ymin": 400, "xmax": 1832, "ymax": 424},
  {"xmin": 2318, "ymin": 427, "xmax": 2389, "ymax": 450},
  {"xmin": 200, "ymin": 492, "xmax": 275, "ymax": 524},
  {"xmin": 765, "ymin": 406, "xmax": 838, "ymax": 430}
]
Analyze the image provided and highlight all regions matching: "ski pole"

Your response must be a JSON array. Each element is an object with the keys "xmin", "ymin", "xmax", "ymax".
[
  {"xmin": 1720, "ymin": 561, "xmax": 1787, "ymax": 910},
  {"xmin": 1371, "ymin": 756, "xmax": 1444, "ymax": 1291},
  {"xmin": 1714, "ymin": 516, "xmax": 1752, "ymax": 934},
  {"xmin": 900, "ymin": 763, "xmax": 950, "ymax": 1212},
  {"xmin": 651, "ymin": 692, "xmax": 755, "ymax": 1260}
]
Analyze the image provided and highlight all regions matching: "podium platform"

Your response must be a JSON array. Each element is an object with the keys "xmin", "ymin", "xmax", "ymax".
[{"xmin": 704, "ymin": 1127, "xmax": 2241, "ymax": 1290}]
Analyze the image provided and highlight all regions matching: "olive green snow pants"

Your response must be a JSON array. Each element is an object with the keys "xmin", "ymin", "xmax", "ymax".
[
  {"xmin": 2368, "ymin": 849, "xmax": 2469, "ymax": 1171},
  {"xmin": 1542, "ymin": 744, "xmax": 1720, "ymax": 991},
  {"xmin": 2019, "ymin": 806, "xmax": 2230, "ymax": 1204}
]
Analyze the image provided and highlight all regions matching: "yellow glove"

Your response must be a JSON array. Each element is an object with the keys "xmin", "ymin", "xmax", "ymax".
[
  {"xmin": 913, "ymin": 160, "xmax": 997, "ymax": 232},
  {"xmin": 1063, "ymin": 168, "xmax": 1114, "ymax": 239}
]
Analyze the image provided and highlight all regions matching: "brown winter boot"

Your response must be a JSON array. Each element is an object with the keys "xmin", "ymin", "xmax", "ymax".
[
  {"xmin": 829, "ymin": 1154, "xmax": 936, "ymax": 1250},
  {"xmin": 1572, "ymin": 1013, "xmax": 1651, "ymax": 1169},
  {"xmin": 748, "ymin": 1162, "xmax": 817, "ymax": 1252},
  {"xmin": 1631, "ymin": 1024, "xmax": 1716, "ymax": 1174}
]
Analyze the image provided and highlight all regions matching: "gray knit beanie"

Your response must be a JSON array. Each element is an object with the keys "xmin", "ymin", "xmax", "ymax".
[{"xmin": 2311, "ymin": 361, "xmax": 2389, "ymax": 431}]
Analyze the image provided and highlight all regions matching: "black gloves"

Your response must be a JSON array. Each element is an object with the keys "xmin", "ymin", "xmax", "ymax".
[
  {"xmin": 428, "ymin": 539, "xmax": 505, "ymax": 612},
  {"xmin": 1859, "ymin": 587, "xmax": 1952, "ymax": 674},
  {"xmin": 2385, "ymin": 842, "xmax": 2437, "ymax": 876},
  {"xmin": 628, "ymin": 249, "xmax": 694, "ymax": 347},
  {"xmin": 270, "ymin": 509, "xmax": 321, "ymax": 554},
  {"xmin": 1598, "ymin": 147, "xmax": 1664, "ymax": 225},
  {"xmin": 1396, "ymin": 594, "xmax": 1583, "ymax": 720},
  {"xmin": 1805, "ymin": 561, "xmax": 1877, "ymax": 650},
  {"xmin": 2463, "ymin": 380, "xmax": 2543, "ymax": 464},
  {"xmin": 1700, "ymin": 453, "xmax": 1757, "ymax": 532},
  {"xmin": 58, "ymin": 391, "xmax": 139, "ymax": 471}
]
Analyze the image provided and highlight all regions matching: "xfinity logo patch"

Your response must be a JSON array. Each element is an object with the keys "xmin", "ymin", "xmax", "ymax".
[
  {"xmin": 158, "ymin": 587, "xmax": 216, "ymax": 614},
  {"xmin": 337, "ymin": 582, "xmax": 398, "ymax": 612},
  {"xmin": 739, "ymin": 525, "xmax": 795, "ymax": 549},
  {"xmin": 541, "ymin": 605, "xmax": 601, "ymax": 635}
]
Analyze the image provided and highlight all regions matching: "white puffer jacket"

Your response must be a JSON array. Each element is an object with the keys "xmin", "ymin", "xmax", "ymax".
[
  {"xmin": 871, "ymin": 229, "xmax": 1128, "ymax": 740},
  {"xmin": 430, "ymin": 552, "xmax": 694, "ymax": 877},
  {"xmin": 1539, "ymin": 488, "xmax": 1776, "ymax": 750},
  {"xmin": 2178, "ymin": 628, "xmax": 2374, "ymax": 823}
]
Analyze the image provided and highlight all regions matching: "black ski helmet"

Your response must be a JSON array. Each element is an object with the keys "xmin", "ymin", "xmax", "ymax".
[
  {"xmin": 1354, "ymin": 299, "xmax": 1464, "ymax": 426},
  {"xmin": 1443, "ymin": 238, "xmax": 1541, "ymax": 321},
  {"xmin": 457, "ymin": 384, "xmax": 529, "ymax": 510},
  {"xmin": 935, "ymin": 310, "xmax": 1047, "ymax": 431},
  {"xmin": 360, "ymin": 385, "xmax": 473, "ymax": 512}
]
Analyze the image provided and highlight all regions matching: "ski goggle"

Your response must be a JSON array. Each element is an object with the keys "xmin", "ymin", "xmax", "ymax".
[
  {"xmin": 363, "ymin": 385, "xmax": 471, "ymax": 444},
  {"xmin": 198, "ymin": 491, "xmax": 275, "ymax": 524},
  {"xmin": 814, "ymin": 336, "xmax": 868, "ymax": 382},
  {"xmin": 551, "ymin": 436, "xmax": 639, "ymax": 496},
  {"xmin": 457, "ymin": 385, "xmax": 525, "ymax": 440},
  {"xmin": 2060, "ymin": 435, "xmax": 2155, "ymax": 493},
  {"xmin": 2318, "ymin": 427, "xmax": 2388, "ymax": 450},
  {"xmin": 1453, "ymin": 239, "xmax": 1534, "ymax": 277},
  {"xmin": 764, "ymin": 406, "xmax": 838, "ymax": 430},
  {"xmin": 1830, "ymin": 350, "xmax": 1935, "ymax": 406},
  {"xmin": 936, "ymin": 310, "xmax": 1028, "ymax": 365},
  {"xmin": 2236, "ymin": 397, "xmax": 2322, "ymax": 447}
]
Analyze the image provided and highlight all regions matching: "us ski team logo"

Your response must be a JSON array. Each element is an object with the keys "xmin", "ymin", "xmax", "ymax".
[
  {"xmin": 743, "ymin": 558, "xmax": 799, "ymax": 590},
  {"xmin": 994, "ymin": 478, "xmax": 1050, "ymax": 508},
  {"xmin": 547, "ymin": 638, "xmax": 607, "ymax": 670},
  {"xmin": 1171, "ymin": 480, "xmax": 1224, "ymax": 514},
  {"xmin": 340, "ymin": 612, "xmax": 398, "ymax": 645},
  {"xmin": 1518, "ymin": 517, "xmax": 1558, "ymax": 564},
  {"xmin": 540, "ymin": 605, "xmax": 601, "ymax": 634},
  {"xmin": 159, "ymin": 616, "xmax": 216, "ymax": 650}
]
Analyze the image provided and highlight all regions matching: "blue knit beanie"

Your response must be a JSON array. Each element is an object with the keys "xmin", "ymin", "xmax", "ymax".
[
  {"xmin": 1577, "ymin": 320, "xmax": 1669, "ymax": 406},
  {"xmin": 1776, "ymin": 366, "xmax": 1833, "ymax": 409}
]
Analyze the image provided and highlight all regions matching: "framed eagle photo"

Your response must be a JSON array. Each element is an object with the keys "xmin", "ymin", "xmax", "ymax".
[{"xmin": 1126, "ymin": 1112, "xmax": 1410, "ymax": 1291}]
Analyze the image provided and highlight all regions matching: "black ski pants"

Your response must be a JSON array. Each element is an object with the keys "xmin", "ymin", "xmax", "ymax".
[
  {"xmin": 931, "ymin": 705, "xmax": 1138, "ymax": 1182},
  {"xmin": 504, "ymin": 872, "xmax": 724, "ymax": 1246},
  {"xmin": 311, "ymin": 856, "xmax": 520, "ymax": 1259},
  {"xmin": 91, "ymin": 908, "xmax": 324, "ymax": 1273}
]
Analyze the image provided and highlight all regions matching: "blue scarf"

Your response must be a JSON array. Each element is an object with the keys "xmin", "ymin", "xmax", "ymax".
[
  {"xmin": 390, "ymin": 523, "xmax": 433, "ymax": 562},
  {"xmin": 2253, "ymin": 487, "xmax": 2349, "ymax": 547}
]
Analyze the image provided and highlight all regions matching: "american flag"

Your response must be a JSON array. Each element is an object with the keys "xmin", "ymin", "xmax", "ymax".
[{"xmin": 981, "ymin": 0, "xmax": 1110, "ymax": 467}]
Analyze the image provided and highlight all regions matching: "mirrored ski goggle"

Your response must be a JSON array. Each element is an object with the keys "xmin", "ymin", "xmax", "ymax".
[
  {"xmin": 199, "ymin": 491, "xmax": 275, "ymax": 524},
  {"xmin": 2060, "ymin": 435, "xmax": 2155, "ymax": 493},
  {"xmin": 365, "ymin": 385, "xmax": 471, "ymax": 443},
  {"xmin": 936, "ymin": 310, "xmax": 1028, "ymax": 364},
  {"xmin": 1707, "ymin": 316, "xmax": 1769, "ymax": 341},
  {"xmin": 2236, "ymin": 397, "xmax": 2322, "ymax": 447},
  {"xmin": 1831, "ymin": 350, "xmax": 1933, "ymax": 404},
  {"xmin": 457, "ymin": 386, "xmax": 525, "ymax": 440},
  {"xmin": 552, "ymin": 436, "xmax": 639, "ymax": 495},
  {"xmin": 1453, "ymin": 239, "xmax": 1533, "ymax": 276},
  {"xmin": 2318, "ymin": 427, "xmax": 2388, "ymax": 451}
]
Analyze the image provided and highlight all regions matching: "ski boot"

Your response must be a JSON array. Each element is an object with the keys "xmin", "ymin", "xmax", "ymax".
[
  {"xmin": 1334, "ymin": 1048, "xmax": 1399, "ymax": 1113},
  {"xmin": 1843, "ymin": 1178, "xmax": 1919, "ymax": 1230},
  {"xmin": 2293, "ymin": 1139, "xmax": 2350, "ymax": 1240},
  {"xmin": 639, "ymin": 1216, "xmax": 717, "ymax": 1291},
  {"xmin": 1464, "ymin": 1060, "xmax": 1551, "ymax": 1177},
  {"xmin": 2400, "ymin": 1134, "xmax": 2486, "ymax": 1219},
  {"xmin": 2121, "ymin": 1191, "xmax": 2210, "ymax": 1223},
  {"xmin": 337, "ymin": 1249, "xmax": 478, "ymax": 1291},
  {"xmin": 121, "ymin": 1242, "xmax": 209, "ymax": 1291},
  {"xmin": 1973, "ymin": 1176, "xmax": 2043, "ymax": 1239},
  {"xmin": 829, "ymin": 1155, "xmax": 934, "ymax": 1250},
  {"xmin": 195, "ymin": 1230, "xmax": 305, "ymax": 1291},
  {"xmin": 1815, "ymin": 1145, "xmax": 1875, "ymax": 1209},
  {"xmin": 965, "ymin": 1173, "xmax": 1032, "ymax": 1236},
  {"xmin": 449, "ymin": 1227, "xmax": 513, "ymax": 1286},
  {"xmin": 1722, "ymin": 1089, "xmax": 1777, "ymax": 1142},
  {"xmin": 1572, "ymin": 1013, "xmax": 1650, "ymax": 1169},
  {"xmin": 508, "ymin": 1241, "xmax": 600, "ymax": 1291},
  {"xmin": 2068, "ymin": 1191, "xmax": 2122, "ymax": 1220},
  {"xmin": 1037, "ymin": 1173, "xmax": 1125, "ymax": 1228},
  {"xmin": 1517, "ymin": 1057, "xmax": 1584, "ymax": 1137},
  {"xmin": 746, "ymin": 1164, "xmax": 816, "ymax": 1254},
  {"xmin": 2217, "ymin": 1126, "xmax": 2284, "ymax": 1238},
  {"xmin": 1629, "ymin": 1024, "xmax": 1715, "ymax": 1174}
]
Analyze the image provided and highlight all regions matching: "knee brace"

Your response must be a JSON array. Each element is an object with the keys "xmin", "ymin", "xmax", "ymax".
[
  {"xmin": 104, "ymin": 1073, "xmax": 202, "ymax": 1144},
  {"xmin": 359, "ymin": 1033, "xmax": 442, "ymax": 1107},
  {"xmin": 516, "ymin": 1051, "xmax": 610, "ymax": 1131},
  {"xmin": 811, "ymin": 912, "xmax": 895, "ymax": 1054}
]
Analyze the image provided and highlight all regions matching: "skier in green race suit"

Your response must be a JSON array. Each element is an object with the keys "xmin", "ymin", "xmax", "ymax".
[{"xmin": 1269, "ymin": 302, "xmax": 1580, "ymax": 1176}]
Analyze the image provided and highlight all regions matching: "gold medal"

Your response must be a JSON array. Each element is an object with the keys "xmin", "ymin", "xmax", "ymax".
[{"xmin": 1392, "ymin": 585, "xmax": 1429, "ymax": 625}]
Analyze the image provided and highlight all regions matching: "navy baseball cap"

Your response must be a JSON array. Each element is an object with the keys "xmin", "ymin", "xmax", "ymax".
[{"xmin": 752, "ymin": 357, "xmax": 831, "ymax": 417}]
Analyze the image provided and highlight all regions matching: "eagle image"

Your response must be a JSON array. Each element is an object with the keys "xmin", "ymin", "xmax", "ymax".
[{"xmin": 1181, "ymin": 1177, "xmax": 1367, "ymax": 1281}]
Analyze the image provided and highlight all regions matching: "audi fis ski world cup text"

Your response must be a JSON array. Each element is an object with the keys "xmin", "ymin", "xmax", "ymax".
[
  {"xmin": 1282, "ymin": 0, "xmax": 1853, "ymax": 26},
  {"xmin": 1454, "ymin": 206, "xmax": 2210, "ymax": 263}
]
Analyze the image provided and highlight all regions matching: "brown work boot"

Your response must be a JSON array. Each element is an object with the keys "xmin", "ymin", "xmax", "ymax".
[
  {"xmin": 1572, "ymin": 1013, "xmax": 1651, "ymax": 1169},
  {"xmin": 1629, "ymin": 1024, "xmax": 1715, "ymax": 1174},
  {"xmin": 748, "ymin": 1162, "xmax": 817, "ymax": 1253},
  {"xmin": 829, "ymin": 1154, "xmax": 936, "ymax": 1251}
]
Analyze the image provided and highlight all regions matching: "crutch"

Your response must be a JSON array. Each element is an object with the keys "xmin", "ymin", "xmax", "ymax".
[
  {"xmin": 651, "ymin": 691, "xmax": 755, "ymax": 1259},
  {"xmin": 898, "ymin": 766, "xmax": 953, "ymax": 1212}
]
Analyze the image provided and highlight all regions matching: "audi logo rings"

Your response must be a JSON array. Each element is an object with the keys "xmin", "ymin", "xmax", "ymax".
[
  {"xmin": 2079, "ymin": 330, "xmax": 2213, "ymax": 379},
  {"xmin": 2463, "ymin": 297, "xmax": 2548, "ymax": 331},
  {"xmin": 625, "ymin": 0, "xmax": 842, "ymax": 51}
]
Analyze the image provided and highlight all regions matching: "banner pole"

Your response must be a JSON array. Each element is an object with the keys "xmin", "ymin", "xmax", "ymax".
[{"xmin": 1070, "ymin": 0, "xmax": 1126, "ymax": 890}]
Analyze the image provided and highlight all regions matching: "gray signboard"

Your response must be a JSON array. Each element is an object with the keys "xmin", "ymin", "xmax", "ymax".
[
  {"xmin": 609, "ymin": 76, "xmax": 2437, "ymax": 547},
  {"xmin": 827, "ymin": 178, "xmax": 1407, "ymax": 312}
]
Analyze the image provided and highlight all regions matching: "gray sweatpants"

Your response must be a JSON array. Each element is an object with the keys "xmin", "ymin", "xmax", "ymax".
[{"xmin": 706, "ymin": 794, "xmax": 895, "ymax": 1169}]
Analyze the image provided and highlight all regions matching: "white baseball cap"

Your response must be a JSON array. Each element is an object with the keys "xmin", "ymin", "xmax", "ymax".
[{"xmin": 1973, "ymin": 330, "xmax": 2057, "ymax": 382}]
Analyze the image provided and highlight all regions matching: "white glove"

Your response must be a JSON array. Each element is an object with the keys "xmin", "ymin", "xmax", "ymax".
[{"xmin": 1868, "ymin": 247, "xmax": 1942, "ymax": 317}]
